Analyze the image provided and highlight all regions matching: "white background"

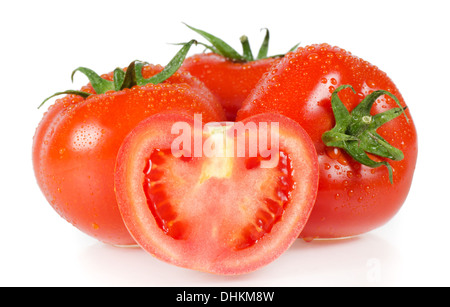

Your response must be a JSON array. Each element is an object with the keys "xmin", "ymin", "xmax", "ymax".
[{"xmin": 1, "ymin": 0, "xmax": 449, "ymax": 287}]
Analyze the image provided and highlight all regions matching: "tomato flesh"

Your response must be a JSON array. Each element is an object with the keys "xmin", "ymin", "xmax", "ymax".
[
  {"xmin": 142, "ymin": 147, "xmax": 295, "ymax": 251},
  {"xmin": 115, "ymin": 112, "xmax": 319, "ymax": 274}
]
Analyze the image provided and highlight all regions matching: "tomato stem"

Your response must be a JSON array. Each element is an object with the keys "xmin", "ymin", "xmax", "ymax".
[
  {"xmin": 136, "ymin": 40, "xmax": 197, "ymax": 86},
  {"xmin": 184, "ymin": 23, "xmax": 245, "ymax": 62},
  {"xmin": 256, "ymin": 28, "xmax": 270, "ymax": 60},
  {"xmin": 322, "ymin": 85, "xmax": 408, "ymax": 184},
  {"xmin": 240, "ymin": 35, "xmax": 254, "ymax": 62},
  {"xmin": 184, "ymin": 23, "xmax": 296, "ymax": 62},
  {"xmin": 38, "ymin": 41, "xmax": 197, "ymax": 108}
]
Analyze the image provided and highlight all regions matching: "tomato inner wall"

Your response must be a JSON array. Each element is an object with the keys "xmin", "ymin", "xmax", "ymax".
[{"xmin": 142, "ymin": 148, "xmax": 295, "ymax": 250}]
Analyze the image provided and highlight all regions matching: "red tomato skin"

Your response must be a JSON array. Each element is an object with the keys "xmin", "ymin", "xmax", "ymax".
[
  {"xmin": 237, "ymin": 43, "xmax": 418, "ymax": 239},
  {"xmin": 33, "ymin": 65, "xmax": 225, "ymax": 245},
  {"xmin": 114, "ymin": 112, "xmax": 319, "ymax": 274},
  {"xmin": 182, "ymin": 53, "xmax": 279, "ymax": 120}
]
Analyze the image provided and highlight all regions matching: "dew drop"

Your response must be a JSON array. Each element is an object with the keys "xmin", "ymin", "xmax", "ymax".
[
  {"xmin": 307, "ymin": 53, "xmax": 319, "ymax": 61},
  {"xmin": 367, "ymin": 80, "xmax": 376, "ymax": 88}
]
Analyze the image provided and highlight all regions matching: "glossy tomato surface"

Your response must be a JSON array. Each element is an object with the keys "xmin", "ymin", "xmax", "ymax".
[
  {"xmin": 182, "ymin": 53, "xmax": 279, "ymax": 120},
  {"xmin": 237, "ymin": 44, "xmax": 418, "ymax": 239},
  {"xmin": 114, "ymin": 112, "xmax": 319, "ymax": 274},
  {"xmin": 33, "ymin": 65, "xmax": 225, "ymax": 245}
]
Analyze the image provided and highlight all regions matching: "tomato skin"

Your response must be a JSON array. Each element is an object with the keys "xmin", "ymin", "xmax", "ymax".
[
  {"xmin": 182, "ymin": 53, "xmax": 279, "ymax": 120},
  {"xmin": 33, "ymin": 65, "xmax": 225, "ymax": 245},
  {"xmin": 115, "ymin": 112, "xmax": 319, "ymax": 274},
  {"xmin": 237, "ymin": 43, "xmax": 418, "ymax": 239}
]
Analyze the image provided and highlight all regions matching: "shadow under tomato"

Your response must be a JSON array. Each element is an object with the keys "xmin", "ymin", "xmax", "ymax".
[
  {"xmin": 268, "ymin": 233, "xmax": 401, "ymax": 286},
  {"xmin": 77, "ymin": 232, "xmax": 400, "ymax": 286}
]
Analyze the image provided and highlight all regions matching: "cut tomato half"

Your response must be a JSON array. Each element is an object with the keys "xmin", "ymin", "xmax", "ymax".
[{"xmin": 114, "ymin": 112, "xmax": 319, "ymax": 274}]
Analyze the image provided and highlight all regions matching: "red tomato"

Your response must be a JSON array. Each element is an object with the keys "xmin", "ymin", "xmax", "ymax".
[
  {"xmin": 114, "ymin": 112, "xmax": 319, "ymax": 274},
  {"xmin": 181, "ymin": 25, "xmax": 297, "ymax": 121},
  {"xmin": 182, "ymin": 53, "xmax": 279, "ymax": 120},
  {"xmin": 33, "ymin": 64, "xmax": 225, "ymax": 245},
  {"xmin": 237, "ymin": 43, "xmax": 418, "ymax": 239}
]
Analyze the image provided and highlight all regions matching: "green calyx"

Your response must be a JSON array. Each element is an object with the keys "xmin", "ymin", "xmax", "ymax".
[
  {"xmin": 322, "ymin": 85, "xmax": 409, "ymax": 184},
  {"xmin": 38, "ymin": 40, "xmax": 198, "ymax": 109},
  {"xmin": 184, "ymin": 23, "xmax": 299, "ymax": 63}
]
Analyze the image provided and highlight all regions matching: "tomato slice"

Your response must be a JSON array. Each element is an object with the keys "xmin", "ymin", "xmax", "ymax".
[{"xmin": 114, "ymin": 112, "xmax": 319, "ymax": 274}]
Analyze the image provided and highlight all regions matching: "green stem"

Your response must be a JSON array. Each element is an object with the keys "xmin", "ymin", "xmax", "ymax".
[
  {"xmin": 240, "ymin": 35, "xmax": 254, "ymax": 62},
  {"xmin": 256, "ymin": 28, "xmax": 270, "ymax": 60},
  {"xmin": 184, "ymin": 23, "xmax": 298, "ymax": 62},
  {"xmin": 38, "ymin": 41, "xmax": 196, "ymax": 108},
  {"xmin": 322, "ymin": 85, "xmax": 408, "ymax": 184},
  {"xmin": 183, "ymin": 23, "xmax": 245, "ymax": 61}
]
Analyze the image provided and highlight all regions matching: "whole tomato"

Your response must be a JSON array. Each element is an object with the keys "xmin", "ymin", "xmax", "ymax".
[
  {"xmin": 182, "ymin": 25, "xmax": 298, "ymax": 120},
  {"xmin": 33, "ymin": 42, "xmax": 225, "ymax": 245},
  {"xmin": 237, "ymin": 43, "xmax": 418, "ymax": 240}
]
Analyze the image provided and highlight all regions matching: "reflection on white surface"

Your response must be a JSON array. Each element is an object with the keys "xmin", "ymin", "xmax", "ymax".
[{"xmin": 77, "ymin": 233, "xmax": 400, "ymax": 287}]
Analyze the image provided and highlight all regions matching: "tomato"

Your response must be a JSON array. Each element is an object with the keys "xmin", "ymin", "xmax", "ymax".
[
  {"xmin": 181, "ymin": 25, "xmax": 297, "ymax": 121},
  {"xmin": 114, "ymin": 112, "xmax": 319, "ymax": 274},
  {"xmin": 33, "ymin": 46, "xmax": 226, "ymax": 245},
  {"xmin": 237, "ymin": 43, "xmax": 418, "ymax": 239},
  {"xmin": 183, "ymin": 53, "xmax": 279, "ymax": 121}
]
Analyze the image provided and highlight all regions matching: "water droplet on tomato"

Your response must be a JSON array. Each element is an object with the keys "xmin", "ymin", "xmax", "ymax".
[
  {"xmin": 366, "ymin": 80, "xmax": 376, "ymax": 88},
  {"xmin": 308, "ymin": 53, "xmax": 318, "ymax": 61},
  {"xmin": 347, "ymin": 189, "xmax": 354, "ymax": 197},
  {"xmin": 325, "ymin": 147, "xmax": 341, "ymax": 159}
]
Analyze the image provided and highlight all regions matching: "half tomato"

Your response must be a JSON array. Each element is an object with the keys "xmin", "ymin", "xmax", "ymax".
[{"xmin": 114, "ymin": 112, "xmax": 319, "ymax": 274}]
